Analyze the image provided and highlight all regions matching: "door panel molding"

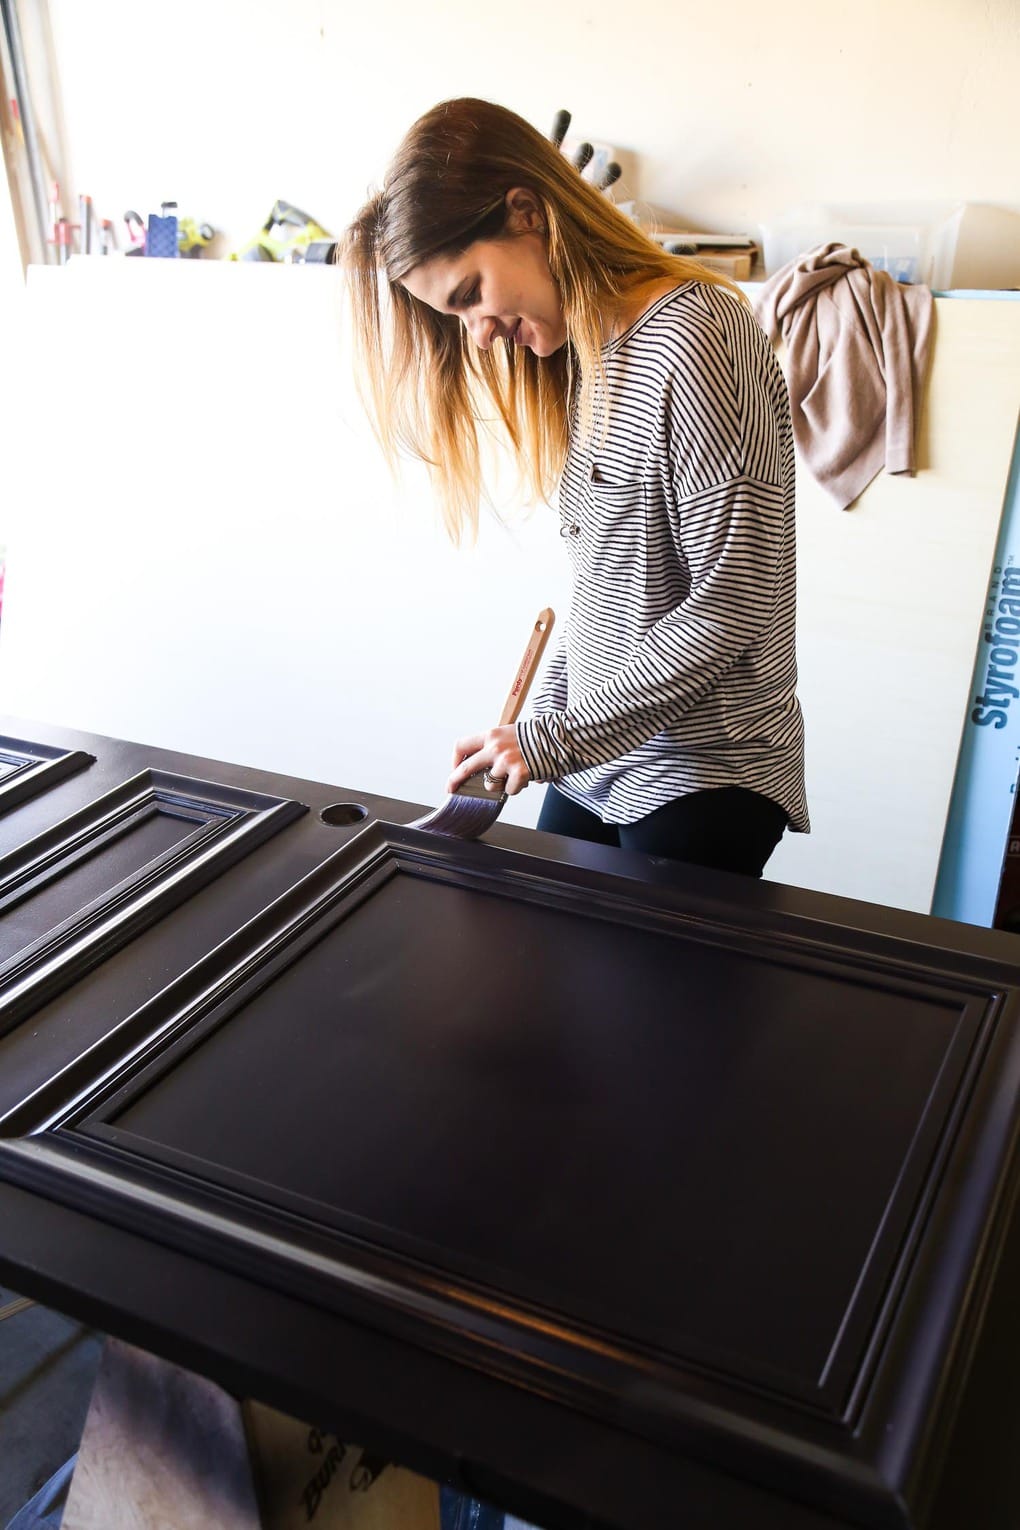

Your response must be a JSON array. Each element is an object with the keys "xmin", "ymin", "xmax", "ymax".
[
  {"xmin": 0, "ymin": 769, "xmax": 306, "ymax": 1033},
  {"xmin": 0, "ymin": 733, "xmax": 94, "ymax": 814},
  {"xmin": 2, "ymin": 820, "xmax": 1016, "ymax": 1527}
]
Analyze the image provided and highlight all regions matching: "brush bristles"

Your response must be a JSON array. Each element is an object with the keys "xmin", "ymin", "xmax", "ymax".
[{"xmin": 409, "ymin": 790, "xmax": 506, "ymax": 839}]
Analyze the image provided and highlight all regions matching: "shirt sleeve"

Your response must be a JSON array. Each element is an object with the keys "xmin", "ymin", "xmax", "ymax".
[
  {"xmin": 516, "ymin": 298, "xmax": 790, "ymax": 785},
  {"xmin": 516, "ymin": 475, "xmax": 787, "ymax": 782},
  {"xmin": 528, "ymin": 629, "xmax": 568, "ymax": 714}
]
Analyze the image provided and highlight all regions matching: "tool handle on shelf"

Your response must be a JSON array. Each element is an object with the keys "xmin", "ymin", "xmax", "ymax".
[{"xmin": 497, "ymin": 608, "xmax": 556, "ymax": 726}]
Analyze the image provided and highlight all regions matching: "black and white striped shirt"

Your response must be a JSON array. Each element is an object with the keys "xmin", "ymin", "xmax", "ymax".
[{"xmin": 516, "ymin": 281, "xmax": 810, "ymax": 834}]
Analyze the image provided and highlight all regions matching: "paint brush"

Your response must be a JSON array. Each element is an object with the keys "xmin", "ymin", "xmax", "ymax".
[{"xmin": 410, "ymin": 608, "xmax": 555, "ymax": 839}]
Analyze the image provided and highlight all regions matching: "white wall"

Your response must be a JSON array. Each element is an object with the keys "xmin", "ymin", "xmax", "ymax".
[
  {"xmin": 3, "ymin": 262, "xmax": 1019, "ymax": 916},
  {"xmin": 38, "ymin": 0, "xmax": 1020, "ymax": 257},
  {"xmin": 0, "ymin": 258, "xmax": 572, "ymax": 829},
  {"xmin": 3, "ymin": 3, "xmax": 1019, "ymax": 914}
]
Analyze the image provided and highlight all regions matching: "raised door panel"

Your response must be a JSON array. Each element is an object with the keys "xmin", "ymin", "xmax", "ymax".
[
  {"xmin": 0, "ymin": 768, "xmax": 306, "ymax": 1033},
  {"xmin": 3, "ymin": 820, "xmax": 1018, "ymax": 1528},
  {"xmin": 0, "ymin": 733, "xmax": 94, "ymax": 814}
]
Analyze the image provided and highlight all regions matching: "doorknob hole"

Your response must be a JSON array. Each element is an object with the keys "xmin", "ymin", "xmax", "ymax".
[{"xmin": 320, "ymin": 802, "xmax": 368, "ymax": 827}]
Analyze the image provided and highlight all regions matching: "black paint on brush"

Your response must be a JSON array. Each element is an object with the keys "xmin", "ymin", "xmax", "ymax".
[
  {"xmin": 408, "ymin": 770, "xmax": 506, "ymax": 840},
  {"xmin": 596, "ymin": 162, "xmax": 622, "ymax": 192},
  {"xmin": 572, "ymin": 142, "xmax": 594, "ymax": 173}
]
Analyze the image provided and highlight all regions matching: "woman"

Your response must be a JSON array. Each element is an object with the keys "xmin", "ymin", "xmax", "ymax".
[{"xmin": 343, "ymin": 98, "xmax": 808, "ymax": 877}]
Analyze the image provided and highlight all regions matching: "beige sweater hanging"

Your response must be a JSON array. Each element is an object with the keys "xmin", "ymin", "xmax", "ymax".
[{"xmin": 754, "ymin": 242, "xmax": 935, "ymax": 510}]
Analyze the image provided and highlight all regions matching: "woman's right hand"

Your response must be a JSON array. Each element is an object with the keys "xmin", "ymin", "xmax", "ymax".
[{"xmin": 447, "ymin": 725, "xmax": 532, "ymax": 797}]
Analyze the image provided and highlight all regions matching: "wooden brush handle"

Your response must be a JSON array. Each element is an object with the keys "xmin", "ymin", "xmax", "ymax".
[{"xmin": 497, "ymin": 608, "xmax": 555, "ymax": 726}]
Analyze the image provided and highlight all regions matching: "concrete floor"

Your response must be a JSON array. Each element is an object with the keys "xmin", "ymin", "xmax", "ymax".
[
  {"xmin": 0, "ymin": 1290, "xmax": 542, "ymax": 1530},
  {"xmin": 0, "ymin": 1286, "xmax": 102, "ymax": 1527}
]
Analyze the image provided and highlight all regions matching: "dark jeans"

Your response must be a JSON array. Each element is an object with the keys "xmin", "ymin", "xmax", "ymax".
[{"xmin": 537, "ymin": 785, "xmax": 787, "ymax": 879}]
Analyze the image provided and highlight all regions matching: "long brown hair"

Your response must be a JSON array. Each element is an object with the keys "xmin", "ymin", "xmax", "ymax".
[{"xmin": 342, "ymin": 97, "xmax": 735, "ymax": 543}]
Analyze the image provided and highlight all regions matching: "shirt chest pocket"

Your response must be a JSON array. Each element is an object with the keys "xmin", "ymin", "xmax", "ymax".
[
  {"xmin": 578, "ymin": 465, "xmax": 642, "ymax": 538},
  {"xmin": 564, "ymin": 464, "xmax": 648, "ymax": 580}
]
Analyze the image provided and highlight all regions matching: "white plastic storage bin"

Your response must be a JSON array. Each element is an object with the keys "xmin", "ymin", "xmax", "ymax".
[{"xmin": 759, "ymin": 202, "xmax": 959, "ymax": 284}]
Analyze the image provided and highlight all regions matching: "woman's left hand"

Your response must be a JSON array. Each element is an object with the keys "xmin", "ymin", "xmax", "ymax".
[{"xmin": 447, "ymin": 725, "xmax": 532, "ymax": 797}]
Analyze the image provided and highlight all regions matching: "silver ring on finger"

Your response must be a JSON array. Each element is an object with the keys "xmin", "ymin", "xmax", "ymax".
[{"xmin": 483, "ymin": 770, "xmax": 508, "ymax": 791}]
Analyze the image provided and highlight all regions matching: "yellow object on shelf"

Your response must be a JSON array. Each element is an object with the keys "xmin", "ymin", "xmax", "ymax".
[{"xmin": 231, "ymin": 199, "xmax": 332, "ymax": 263}]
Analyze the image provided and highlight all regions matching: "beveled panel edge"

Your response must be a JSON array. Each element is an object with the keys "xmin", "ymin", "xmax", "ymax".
[
  {"xmin": 0, "ymin": 825, "xmax": 397, "ymax": 1137},
  {"xmin": 854, "ymin": 988, "xmax": 1020, "ymax": 1518},
  {"xmin": 0, "ymin": 1129, "xmax": 902, "ymax": 1529},
  {"xmin": 0, "ymin": 766, "xmax": 307, "ymax": 903},
  {"xmin": 0, "ymin": 737, "xmax": 95, "ymax": 816},
  {"xmin": 388, "ymin": 823, "xmax": 1020, "ymax": 999},
  {"xmin": 0, "ymin": 819, "xmax": 1011, "ymax": 1528},
  {"xmin": 0, "ymin": 770, "xmax": 307, "ymax": 1036},
  {"xmin": 143, "ymin": 768, "xmax": 311, "ymax": 818},
  {"xmin": 68, "ymin": 825, "xmax": 1001, "ymax": 1427},
  {"xmin": 1, "ymin": 817, "xmax": 982, "ymax": 1148},
  {"xmin": 817, "ymin": 988, "xmax": 1004, "ymax": 1417},
  {"xmin": 0, "ymin": 770, "xmax": 221, "ymax": 905}
]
